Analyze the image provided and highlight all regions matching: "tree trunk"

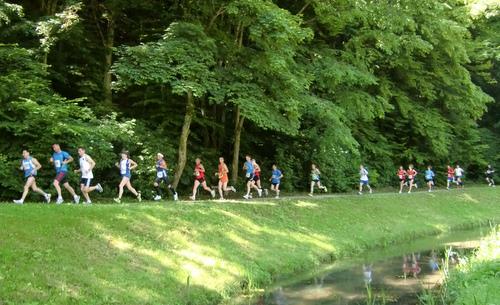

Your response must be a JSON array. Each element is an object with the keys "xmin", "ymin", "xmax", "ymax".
[
  {"xmin": 173, "ymin": 90, "xmax": 195, "ymax": 188},
  {"xmin": 231, "ymin": 106, "xmax": 245, "ymax": 184},
  {"xmin": 102, "ymin": 20, "xmax": 114, "ymax": 107}
]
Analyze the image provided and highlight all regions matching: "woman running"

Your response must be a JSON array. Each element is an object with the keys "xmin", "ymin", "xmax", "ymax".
[
  {"xmin": 309, "ymin": 164, "xmax": 327, "ymax": 196},
  {"xmin": 216, "ymin": 157, "xmax": 236, "ymax": 200},
  {"xmin": 406, "ymin": 164, "xmax": 417, "ymax": 194},
  {"xmin": 114, "ymin": 151, "xmax": 141, "ymax": 203},
  {"xmin": 252, "ymin": 159, "xmax": 264, "ymax": 197},
  {"xmin": 13, "ymin": 150, "xmax": 51, "ymax": 204},
  {"xmin": 397, "ymin": 166, "xmax": 406, "ymax": 193},
  {"xmin": 190, "ymin": 158, "xmax": 215, "ymax": 200}
]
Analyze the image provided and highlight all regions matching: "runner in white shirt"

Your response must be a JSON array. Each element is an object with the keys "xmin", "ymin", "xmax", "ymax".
[
  {"xmin": 454, "ymin": 165, "xmax": 464, "ymax": 189},
  {"xmin": 358, "ymin": 164, "xmax": 373, "ymax": 195},
  {"xmin": 74, "ymin": 147, "xmax": 103, "ymax": 204}
]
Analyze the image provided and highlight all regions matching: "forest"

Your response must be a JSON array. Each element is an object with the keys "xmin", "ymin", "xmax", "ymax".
[{"xmin": 0, "ymin": 0, "xmax": 498, "ymax": 198}]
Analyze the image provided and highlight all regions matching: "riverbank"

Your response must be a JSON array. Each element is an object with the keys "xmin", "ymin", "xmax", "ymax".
[
  {"xmin": 420, "ymin": 225, "xmax": 499, "ymax": 305},
  {"xmin": 0, "ymin": 187, "xmax": 498, "ymax": 305}
]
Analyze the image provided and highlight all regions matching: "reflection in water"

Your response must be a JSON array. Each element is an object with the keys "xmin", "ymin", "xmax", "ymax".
[{"xmin": 258, "ymin": 246, "xmax": 474, "ymax": 305}]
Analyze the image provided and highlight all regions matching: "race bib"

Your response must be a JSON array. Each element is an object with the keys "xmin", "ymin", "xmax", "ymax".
[
  {"xmin": 54, "ymin": 160, "xmax": 61, "ymax": 168},
  {"xmin": 246, "ymin": 173, "xmax": 250, "ymax": 178},
  {"xmin": 157, "ymin": 171, "xmax": 164, "ymax": 178}
]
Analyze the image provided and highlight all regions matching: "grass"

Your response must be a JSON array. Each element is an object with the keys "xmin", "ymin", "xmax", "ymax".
[
  {"xmin": 419, "ymin": 225, "xmax": 500, "ymax": 305},
  {"xmin": 0, "ymin": 187, "xmax": 498, "ymax": 305}
]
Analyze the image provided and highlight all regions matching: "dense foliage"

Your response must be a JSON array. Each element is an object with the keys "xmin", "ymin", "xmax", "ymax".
[{"xmin": 0, "ymin": 0, "xmax": 498, "ymax": 198}]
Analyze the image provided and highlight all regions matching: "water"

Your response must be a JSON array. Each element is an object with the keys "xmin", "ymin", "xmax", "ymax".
[{"xmin": 256, "ymin": 228, "xmax": 487, "ymax": 305}]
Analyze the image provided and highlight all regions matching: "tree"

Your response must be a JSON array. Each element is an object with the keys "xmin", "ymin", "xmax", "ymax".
[{"xmin": 113, "ymin": 21, "xmax": 217, "ymax": 188}]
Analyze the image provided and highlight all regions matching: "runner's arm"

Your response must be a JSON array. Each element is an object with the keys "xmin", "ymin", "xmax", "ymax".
[{"xmin": 32, "ymin": 158, "xmax": 42, "ymax": 171}]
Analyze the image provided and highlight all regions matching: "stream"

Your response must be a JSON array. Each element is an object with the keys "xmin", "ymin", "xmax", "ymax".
[{"xmin": 255, "ymin": 227, "xmax": 489, "ymax": 305}]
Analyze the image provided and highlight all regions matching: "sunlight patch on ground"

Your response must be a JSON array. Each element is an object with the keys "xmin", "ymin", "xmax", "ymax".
[
  {"xmin": 295, "ymin": 201, "xmax": 319, "ymax": 208},
  {"xmin": 459, "ymin": 193, "xmax": 479, "ymax": 203}
]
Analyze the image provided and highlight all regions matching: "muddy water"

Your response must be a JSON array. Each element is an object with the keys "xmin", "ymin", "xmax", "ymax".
[{"xmin": 256, "ymin": 228, "xmax": 488, "ymax": 305}]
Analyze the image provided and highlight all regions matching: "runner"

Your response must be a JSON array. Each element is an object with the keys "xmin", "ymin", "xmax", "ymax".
[
  {"xmin": 74, "ymin": 147, "xmax": 103, "ymax": 204},
  {"xmin": 153, "ymin": 153, "xmax": 178, "ymax": 201},
  {"xmin": 424, "ymin": 165, "xmax": 435, "ymax": 192},
  {"xmin": 269, "ymin": 164, "xmax": 283, "ymax": 199},
  {"xmin": 485, "ymin": 164, "xmax": 495, "ymax": 187},
  {"xmin": 252, "ymin": 159, "xmax": 265, "ymax": 197},
  {"xmin": 406, "ymin": 164, "xmax": 417, "ymax": 194},
  {"xmin": 13, "ymin": 150, "xmax": 51, "ymax": 204},
  {"xmin": 454, "ymin": 165, "xmax": 464, "ymax": 189},
  {"xmin": 397, "ymin": 166, "xmax": 406, "ymax": 193},
  {"xmin": 215, "ymin": 157, "xmax": 236, "ymax": 200},
  {"xmin": 446, "ymin": 165, "xmax": 455, "ymax": 190},
  {"xmin": 243, "ymin": 155, "xmax": 261, "ymax": 199},
  {"xmin": 358, "ymin": 164, "xmax": 373, "ymax": 195},
  {"xmin": 114, "ymin": 151, "xmax": 141, "ymax": 203},
  {"xmin": 309, "ymin": 163, "xmax": 327, "ymax": 196},
  {"xmin": 189, "ymin": 158, "xmax": 215, "ymax": 200},
  {"xmin": 50, "ymin": 144, "xmax": 79, "ymax": 204}
]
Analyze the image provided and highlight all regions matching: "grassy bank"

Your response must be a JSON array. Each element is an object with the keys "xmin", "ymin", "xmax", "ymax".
[
  {"xmin": 420, "ymin": 225, "xmax": 499, "ymax": 305},
  {"xmin": 0, "ymin": 187, "xmax": 498, "ymax": 305}
]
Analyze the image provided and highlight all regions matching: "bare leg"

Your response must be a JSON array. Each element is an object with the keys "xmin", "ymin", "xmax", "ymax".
[
  {"xmin": 118, "ymin": 178, "xmax": 127, "ymax": 199},
  {"xmin": 201, "ymin": 181, "xmax": 212, "ymax": 192},
  {"xmin": 53, "ymin": 180, "xmax": 63, "ymax": 198},
  {"xmin": 192, "ymin": 180, "xmax": 201, "ymax": 199},
  {"xmin": 218, "ymin": 181, "xmax": 224, "ymax": 199},
  {"xmin": 81, "ymin": 185, "xmax": 91, "ymax": 202},
  {"xmin": 310, "ymin": 181, "xmax": 315, "ymax": 194},
  {"xmin": 20, "ymin": 177, "xmax": 36, "ymax": 201},
  {"xmin": 125, "ymin": 180, "xmax": 139, "ymax": 196},
  {"xmin": 63, "ymin": 182, "xmax": 77, "ymax": 197},
  {"xmin": 31, "ymin": 181, "xmax": 47, "ymax": 197}
]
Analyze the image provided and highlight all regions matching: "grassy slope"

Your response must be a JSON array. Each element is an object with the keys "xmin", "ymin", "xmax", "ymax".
[
  {"xmin": 445, "ymin": 226, "xmax": 499, "ymax": 305},
  {"xmin": 0, "ymin": 187, "xmax": 498, "ymax": 305}
]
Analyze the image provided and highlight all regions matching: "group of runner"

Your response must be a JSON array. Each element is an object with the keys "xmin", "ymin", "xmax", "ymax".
[{"xmin": 11, "ymin": 145, "xmax": 497, "ymax": 204}]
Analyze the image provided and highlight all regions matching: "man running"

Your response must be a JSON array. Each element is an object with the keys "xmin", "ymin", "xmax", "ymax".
[
  {"xmin": 309, "ymin": 163, "xmax": 327, "ymax": 196},
  {"xmin": 269, "ymin": 164, "xmax": 283, "ymax": 199},
  {"xmin": 424, "ymin": 165, "xmax": 435, "ymax": 192},
  {"xmin": 243, "ymin": 155, "xmax": 261, "ymax": 199},
  {"xmin": 446, "ymin": 165, "xmax": 455, "ymax": 190},
  {"xmin": 398, "ymin": 166, "xmax": 406, "ymax": 193},
  {"xmin": 50, "ymin": 144, "xmax": 79, "ymax": 204},
  {"xmin": 153, "ymin": 153, "xmax": 178, "ymax": 201},
  {"xmin": 406, "ymin": 164, "xmax": 417, "ymax": 194},
  {"xmin": 114, "ymin": 151, "xmax": 141, "ymax": 203},
  {"xmin": 189, "ymin": 158, "xmax": 215, "ymax": 200},
  {"xmin": 216, "ymin": 157, "xmax": 236, "ymax": 200},
  {"xmin": 358, "ymin": 164, "xmax": 373, "ymax": 195},
  {"xmin": 485, "ymin": 165, "xmax": 495, "ymax": 187},
  {"xmin": 454, "ymin": 165, "xmax": 464, "ymax": 189},
  {"xmin": 74, "ymin": 147, "xmax": 103, "ymax": 204},
  {"xmin": 13, "ymin": 150, "xmax": 51, "ymax": 204}
]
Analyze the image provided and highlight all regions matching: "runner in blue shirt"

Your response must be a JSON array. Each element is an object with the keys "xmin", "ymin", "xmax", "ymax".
[
  {"xmin": 243, "ymin": 155, "xmax": 261, "ymax": 199},
  {"xmin": 269, "ymin": 164, "xmax": 283, "ymax": 199},
  {"xmin": 50, "ymin": 144, "xmax": 79, "ymax": 204},
  {"xmin": 114, "ymin": 151, "xmax": 141, "ymax": 203},
  {"xmin": 425, "ymin": 165, "xmax": 435, "ymax": 192},
  {"xmin": 13, "ymin": 150, "xmax": 51, "ymax": 204}
]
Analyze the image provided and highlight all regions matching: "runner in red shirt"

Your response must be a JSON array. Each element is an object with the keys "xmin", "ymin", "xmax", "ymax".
[
  {"xmin": 406, "ymin": 164, "xmax": 417, "ymax": 194},
  {"xmin": 189, "ymin": 158, "xmax": 215, "ymax": 200},
  {"xmin": 446, "ymin": 165, "xmax": 455, "ymax": 190},
  {"xmin": 398, "ymin": 166, "xmax": 407, "ymax": 193}
]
